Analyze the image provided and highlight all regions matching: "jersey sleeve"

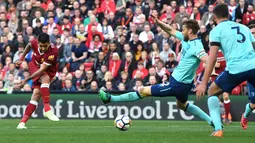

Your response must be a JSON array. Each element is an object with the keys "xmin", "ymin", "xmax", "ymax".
[
  {"xmin": 193, "ymin": 42, "xmax": 207, "ymax": 59},
  {"xmin": 175, "ymin": 31, "xmax": 184, "ymax": 41},
  {"xmin": 209, "ymin": 28, "xmax": 221, "ymax": 47},
  {"xmin": 44, "ymin": 50, "xmax": 58, "ymax": 66},
  {"xmin": 30, "ymin": 39, "xmax": 38, "ymax": 51}
]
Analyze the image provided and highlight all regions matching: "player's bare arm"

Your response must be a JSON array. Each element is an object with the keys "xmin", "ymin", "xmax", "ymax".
[
  {"xmin": 151, "ymin": 14, "xmax": 177, "ymax": 37},
  {"xmin": 196, "ymin": 46, "xmax": 219, "ymax": 97}
]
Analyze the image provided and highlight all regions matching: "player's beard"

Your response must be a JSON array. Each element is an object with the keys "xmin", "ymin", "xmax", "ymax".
[{"xmin": 184, "ymin": 35, "xmax": 189, "ymax": 41}]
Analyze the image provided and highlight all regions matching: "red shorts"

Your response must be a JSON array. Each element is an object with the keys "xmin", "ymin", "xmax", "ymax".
[{"xmin": 28, "ymin": 62, "xmax": 55, "ymax": 88}]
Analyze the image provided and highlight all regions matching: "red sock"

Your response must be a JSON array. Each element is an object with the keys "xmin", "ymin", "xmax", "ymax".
[
  {"xmin": 224, "ymin": 100, "xmax": 231, "ymax": 118},
  {"xmin": 20, "ymin": 101, "xmax": 38, "ymax": 123},
  {"xmin": 40, "ymin": 84, "xmax": 51, "ymax": 112}
]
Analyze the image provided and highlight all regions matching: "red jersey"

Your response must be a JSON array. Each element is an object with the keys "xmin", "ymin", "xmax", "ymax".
[
  {"xmin": 30, "ymin": 39, "xmax": 58, "ymax": 77},
  {"xmin": 215, "ymin": 50, "xmax": 226, "ymax": 74}
]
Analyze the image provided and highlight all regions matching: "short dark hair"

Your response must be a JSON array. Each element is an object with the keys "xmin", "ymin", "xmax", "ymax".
[
  {"xmin": 213, "ymin": 3, "xmax": 229, "ymax": 19},
  {"xmin": 249, "ymin": 24, "xmax": 255, "ymax": 29},
  {"xmin": 182, "ymin": 19, "xmax": 200, "ymax": 34},
  {"xmin": 38, "ymin": 33, "xmax": 50, "ymax": 43}
]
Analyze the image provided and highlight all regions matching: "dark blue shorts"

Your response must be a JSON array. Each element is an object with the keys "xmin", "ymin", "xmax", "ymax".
[
  {"xmin": 151, "ymin": 76, "xmax": 193, "ymax": 103},
  {"xmin": 215, "ymin": 69, "xmax": 255, "ymax": 103},
  {"xmin": 248, "ymin": 83, "xmax": 255, "ymax": 103}
]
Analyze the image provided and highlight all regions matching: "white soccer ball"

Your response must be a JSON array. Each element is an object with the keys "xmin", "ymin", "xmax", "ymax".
[{"xmin": 114, "ymin": 115, "xmax": 131, "ymax": 131}]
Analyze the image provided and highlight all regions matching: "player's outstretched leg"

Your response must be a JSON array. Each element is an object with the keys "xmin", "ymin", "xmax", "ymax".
[
  {"xmin": 177, "ymin": 100, "xmax": 213, "ymax": 127},
  {"xmin": 223, "ymin": 92, "xmax": 231, "ymax": 124},
  {"xmin": 17, "ymin": 89, "xmax": 40, "ymax": 129},
  {"xmin": 241, "ymin": 83, "xmax": 255, "ymax": 130},
  {"xmin": 40, "ymin": 75, "xmax": 59, "ymax": 121},
  {"xmin": 99, "ymin": 89, "xmax": 144, "ymax": 103},
  {"xmin": 99, "ymin": 86, "xmax": 154, "ymax": 103},
  {"xmin": 17, "ymin": 100, "xmax": 38, "ymax": 129},
  {"xmin": 207, "ymin": 83, "xmax": 223, "ymax": 137}
]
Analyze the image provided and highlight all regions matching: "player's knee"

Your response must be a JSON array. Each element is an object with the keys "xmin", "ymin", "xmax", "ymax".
[
  {"xmin": 41, "ymin": 75, "xmax": 50, "ymax": 83},
  {"xmin": 31, "ymin": 93, "xmax": 41, "ymax": 101},
  {"xmin": 250, "ymin": 103, "xmax": 255, "ymax": 109},
  {"xmin": 223, "ymin": 92, "xmax": 229, "ymax": 101},
  {"xmin": 176, "ymin": 101, "xmax": 186, "ymax": 110},
  {"xmin": 138, "ymin": 86, "xmax": 151, "ymax": 97}
]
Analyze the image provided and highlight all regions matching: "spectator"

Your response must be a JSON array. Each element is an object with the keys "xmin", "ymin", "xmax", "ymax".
[
  {"xmin": 139, "ymin": 24, "xmax": 154, "ymax": 43},
  {"xmin": 60, "ymin": 36, "xmax": 73, "ymax": 69},
  {"xmin": 126, "ymin": 22, "xmax": 139, "ymax": 42},
  {"xmin": 148, "ymin": 75, "xmax": 158, "ymax": 86},
  {"xmin": 143, "ymin": 32, "xmax": 155, "ymax": 53},
  {"xmin": 158, "ymin": 31, "xmax": 173, "ymax": 51},
  {"xmin": 162, "ymin": 73, "xmax": 170, "ymax": 83},
  {"xmin": 190, "ymin": 7, "xmax": 201, "ymax": 23},
  {"xmin": 103, "ymin": 80, "xmax": 115, "ymax": 91},
  {"xmin": 198, "ymin": 0, "xmax": 208, "ymax": 17},
  {"xmin": 62, "ymin": 79, "xmax": 76, "ymax": 91},
  {"xmin": 174, "ymin": 5, "xmax": 189, "ymax": 25},
  {"xmin": 101, "ymin": 0, "xmax": 116, "ymax": 15},
  {"xmin": 61, "ymin": 28, "xmax": 71, "ymax": 45},
  {"xmin": 22, "ymin": 83, "xmax": 32, "ymax": 92},
  {"xmin": 109, "ymin": 52, "xmax": 121, "ymax": 78},
  {"xmin": 88, "ymin": 34, "xmax": 102, "ymax": 54},
  {"xmin": 73, "ymin": 69, "xmax": 85, "ymax": 91},
  {"xmin": 71, "ymin": 37, "xmax": 88, "ymax": 71},
  {"xmin": 120, "ymin": 51, "xmax": 136, "ymax": 79},
  {"xmin": 132, "ymin": 61, "xmax": 148, "ymax": 79},
  {"xmin": 13, "ymin": 43, "xmax": 24, "ymax": 63},
  {"xmin": 134, "ymin": 42, "xmax": 144, "ymax": 61},
  {"xmin": 100, "ymin": 71, "xmax": 115, "ymax": 88},
  {"xmin": 83, "ymin": 70, "xmax": 97, "ymax": 90},
  {"xmin": 76, "ymin": 24, "xmax": 86, "ymax": 42},
  {"xmin": 1, "ymin": 45, "xmax": 13, "ymax": 65},
  {"xmin": 89, "ymin": 81, "xmax": 98, "ymax": 91},
  {"xmin": 160, "ymin": 6, "xmax": 175, "ymax": 22},
  {"xmin": 149, "ymin": 42, "xmax": 160, "ymax": 65},
  {"xmin": 117, "ymin": 71, "xmax": 131, "ymax": 90},
  {"xmin": 72, "ymin": 18, "xmax": 81, "ymax": 36},
  {"xmin": 118, "ymin": 82, "xmax": 126, "ymax": 91},
  {"xmin": 140, "ymin": 51, "xmax": 152, "ymax": 69},
  {"xmin": 143, "ymin": 66, "xmax": 161, "ymax": 85},
  {"xmin": 32, "ymin": 10, "xmax": 45, "ymax": 28},
  {"xmin": 160, "ymin": 42, "xmax": 176, "ymax": 63},
  {"xmin": 234, "ymin": 0, "xmax": 247, "ymax": 24},
  {"xmin": 165, "ymin": 53, "xmax": 178, "ymax": 73},
  {"xmin": 101, "ymin": 18, "xmax": 114, "ymax": 41},
  {"xmin": 3, "ymin": 26, "xmax": 14, "ymax": 41},
  {"xmin": 121, "ymin": 43, "xmax": 132, "ymax": 60},
  {"xmin": 119, "ymin": 8, "xmax": 133, "ymax": 29},
  {"xmin": 47, "ymin": 16, "xmax": 61, "ymax": 35},
  {"xmin": 86, "ymin": 25, "xmax": 104, "ymax": 48},
  {"xmin": 228, "ymin": 0, "xmax": 237, "ymax": 19},
  {"xmin": 132, "ymin": 78, "xmax": 143, "ymax": 91},
  {"xmin": 242, "ymin": 4, "xmax": 255, "ymax": 25},
  {"xmin": 8, "ymin": 14, "xmax": 18, "ymax": 33},
  {"xmin": 201, "ymin": 4, "xmax": 214, "ymax": 26},
  {"xmin": 13, "ymin": 79, "xmax": 22, "ymax": 91},
  {"xmin": 116, "ymin": 35, "xmax": 126, "ymax": 52},
  {"xmin": 4, "ymin": 73, "xmax": 14, "ymax": 89},
  {"xmin": 96, "ymin": 64, "xmax": 108, "ymax": 82},
  {"xmin": 94, "ymin": 52, "xmax": 107, "ymax": 74},
  {"xmin": 4, "ymin": 63, "xmax": 18, "ymax": 82},
  {"xmin": 85, "ymin": 15, "xmax": 102, "ymax": 34},
  {"xmin": 33, "ymin": 19, "xmax": 43, "ymax": 36},
  {"xmin": 50, "ymin": 27, "xmax": 59, "ymax": 44},
  {"xmin": 156, "ymin": 59, "xmax": 169, "ymax": 77}
]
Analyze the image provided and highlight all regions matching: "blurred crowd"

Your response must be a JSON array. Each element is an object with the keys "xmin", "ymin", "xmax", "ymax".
[{"xmin": 0, "ymin": 0, "xmax": 253, "ymax": 92}]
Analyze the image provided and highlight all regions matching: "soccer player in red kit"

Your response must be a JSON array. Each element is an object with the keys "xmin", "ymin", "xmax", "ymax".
[
  {"xmin": 211, "ymin": 50, "xmax": 232, "ymax": 124},
  {"xmin": 16, "ymin": 33, "xmax": 59, "ymax": 129}
]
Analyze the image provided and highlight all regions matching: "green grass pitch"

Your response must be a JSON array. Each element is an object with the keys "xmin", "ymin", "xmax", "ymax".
[{"xmin": 0, "ymin": 120, "xmax": 254, "ymax": 143}]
